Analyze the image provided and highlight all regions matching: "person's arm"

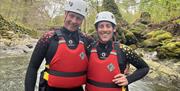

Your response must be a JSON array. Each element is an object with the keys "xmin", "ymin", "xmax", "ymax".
[
  {"xmin": 25, "ymin": 31, "xmax": 54, "ymax": 91},
  {"xmin": 123, "ymin": 45, "xmax": 149, "ymax": 84},
  {"xmin": 113, "ymin": 45, "xmax": 149, "ymax": 86}
]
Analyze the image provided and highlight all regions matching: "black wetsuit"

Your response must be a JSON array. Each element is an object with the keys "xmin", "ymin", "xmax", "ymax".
[{"xmin": 25, "ymin": 27, "xmax": 93, "ymax": 91}]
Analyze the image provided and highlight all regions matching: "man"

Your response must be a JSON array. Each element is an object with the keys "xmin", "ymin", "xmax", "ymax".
[
  {"xmin": 85, "ymin": 11, "xmax": 149, "ymax": 91},
  {"xmin": 25, "ymin": 0, "xmax": 93, "ymax": 91}
]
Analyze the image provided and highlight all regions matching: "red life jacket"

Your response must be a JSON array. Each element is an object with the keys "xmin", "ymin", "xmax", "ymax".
[
  {"xmin": 86, "ymin": 47, "xmax": 124, "ymax": 91},
  {"xmin": 43, "ymin": 37, "xmax": 88, "ymax": 88}
]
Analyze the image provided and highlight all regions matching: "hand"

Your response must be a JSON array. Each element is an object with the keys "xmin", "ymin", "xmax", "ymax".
[
  {"xmin": 81, "ymin": 32, "xmax": 94, "ymax": 41},
  {"xmin": 112, "ymin": 74, "xmax": 128, "ymax": 86}
]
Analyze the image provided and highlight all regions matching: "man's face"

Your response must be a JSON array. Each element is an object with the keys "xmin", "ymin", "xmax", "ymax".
[
  {"xmin": 97, "ymin": 21, "xmax": 115, "ymax": 43},
  {"xmin": 64, "ymin": 11, "xmax": 84, "ymax": 32}
]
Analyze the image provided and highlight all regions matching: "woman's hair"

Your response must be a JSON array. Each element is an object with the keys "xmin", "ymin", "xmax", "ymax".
[{"xmin": 95, "ymin": 21, "xmax": 116, "ymax": 30}]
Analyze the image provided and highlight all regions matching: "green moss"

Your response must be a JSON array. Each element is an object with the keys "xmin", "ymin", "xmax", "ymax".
[
  {"xmin": 142, "ymin": 38, "xmax": 160, "ymax": 48},
  {"xmin": 146, "ymin": 30, "xmax": 172, "ymax": 41},
  {"xmin": 0, "ymin": 15, "xmax": 37, "ymax": 38},
  {"xmin": 124, "ymin": 30, "xmax": 138, "ymax": 45},
  {"xmin": 157, "ymin": 42, "xmax": 180, "ymax": 58},
  {"xmin": 13, "ymin": 22, "xmax": 37, "ymax": 38},
  {"xmin": 129, "ymin": 23, "xmax": 146, "ymax": 34},
  {"xmin": 155, "ymin": 32, "xmax": 172, "ymax": 41},
  {"xmin": 163, "ymin": 42, "xmax": 180, "ymax": 52},
  {"xmin": 146, "ymin": 30, "xmax": 166, "ymax": 38}
]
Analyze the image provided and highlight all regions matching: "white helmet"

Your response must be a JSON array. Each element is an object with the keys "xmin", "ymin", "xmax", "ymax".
[
  {"xmin": 64, "ymin": 0, "xmax": 87, "ymax": 17},
  {"xmin": 94, "ymin": 11, "xmax": 116, "ymax": 25}
]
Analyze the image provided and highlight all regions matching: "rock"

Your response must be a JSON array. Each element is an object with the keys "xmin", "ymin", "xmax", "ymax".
[
  {"xmin": 145, "ymin": 59, "xmax": 180, "ymax": 87},
  {"xmin": 157, "ymin": 41, "xmax": 180, "ymax": 58},
  {"xmin": 129, "ymin": 23, "xmax": 147, "ymax": 40},
  {"xmin": 141, "ymin": 38, "xmax": 161, "ymax": 48},
  {"xmin": 144, "ymin": 30, "xmax": 172, "ymax": 40},
  {"xmin": 124, "ymin": 30, "xmax": 138, "ymax": 45},
  {"xmin": 135, "ymin": 49, "xmax": 180, "ymax": 87},
  {"xmin": 26, "ymin": 44, "xmax": 33, "ymax": 49},
  {"xmin": 23, "ymin": 49, "xmax": 28, "ymax": 53},
  {"xmin": 133, "ymin": 12, "xmax": 151, "ymax": 25},
  {"xmin": 0, "ymin": 14, "xmax": 37, "ymax": 38},
  {"xmin": 162, "ymin": 23, "xmax": 180, "ymax": 36}
]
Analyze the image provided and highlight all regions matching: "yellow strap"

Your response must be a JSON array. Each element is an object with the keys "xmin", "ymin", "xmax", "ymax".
[
  {"xmin": 43, "ymin": 71, "xmax": 49, "ymax": 81},
  {"xmin": 122, "ymin": 86, "xmax": 126, "ymax": 91},
  {"xmin": 45, "ymin": 64, "xmax": 49, "ymax": 69},
  {"xmin": 43, "ymin": 64, "xmax": 50, "ymax": 81}
]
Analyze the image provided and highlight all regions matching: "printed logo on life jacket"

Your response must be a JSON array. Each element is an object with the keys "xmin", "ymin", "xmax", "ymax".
[
  {"xmin": 107, "ymin": 63, "xmax": 115, "ymax": 72},
  {"xmin": 79, "ymin": 52, "xmax": 85, "ymax": 60},
  {"xmin": 68, "ymin": 40, "xmax": 75, "ymax": 47},
  {"xmin": 100, "ymin": 52, "xmax": 107, "ymax": 59},
  {"xmin": 101, "ymin": 52, "xmax": 106, "ymax": 57}
]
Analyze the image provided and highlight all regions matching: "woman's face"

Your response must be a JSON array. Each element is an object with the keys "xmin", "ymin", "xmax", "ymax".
[{"xmin": 97, "ymin": 21, "xmax": 116, "ymax": 43}]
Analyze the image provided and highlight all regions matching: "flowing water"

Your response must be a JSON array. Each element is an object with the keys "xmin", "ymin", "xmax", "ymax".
[{"xmin": 0, "ymin": 55, "xmax": 179, "ymax": 91}]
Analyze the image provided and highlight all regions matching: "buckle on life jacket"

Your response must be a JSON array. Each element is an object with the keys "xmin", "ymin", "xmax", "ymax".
[{"xmin": 43, "ymin": 71, "xmax": 49, "ymax": 81}]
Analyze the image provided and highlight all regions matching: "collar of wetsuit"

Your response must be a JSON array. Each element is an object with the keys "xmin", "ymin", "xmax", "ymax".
[
  {"xmin": 98, "ymin": 40, "xmax": 112, "ymax": 50},
  {"xmin": 62, "ymin": 27, "xmax": 78, "ymax": 36}
]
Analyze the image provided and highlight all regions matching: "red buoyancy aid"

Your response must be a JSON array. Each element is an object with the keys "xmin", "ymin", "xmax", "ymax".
[
  {"xmin": 44, "ymin": 39, "xmax": 88, "ymax": 88},
  {"xmin": 86, "ymin": 48, "xmax": 124, "ymax": 91}
]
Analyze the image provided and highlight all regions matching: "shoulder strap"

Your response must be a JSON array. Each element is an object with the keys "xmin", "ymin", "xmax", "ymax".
[
  {"xmin": 54, "ymin": 29, "xmax": 63, "ymax": 38},
  {"xmin": 45, "ymin": 29, "xmax": 63, "ymax": 64},
  {"xmin": 114, "ymin": 41, "xmax": 126, "ymax": 74},
  {"xmin": 91, "ymin": 41, "xmax": 97, "ymax": 48}
]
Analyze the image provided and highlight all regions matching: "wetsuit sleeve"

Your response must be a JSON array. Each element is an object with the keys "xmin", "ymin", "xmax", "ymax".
[
  {"xmin": 25, "ymin": 31, "xmax": 54, "ymax": 91},
  {"xmin": 121, "ymin": 45, "xmax": 149, "ymax": 85}
]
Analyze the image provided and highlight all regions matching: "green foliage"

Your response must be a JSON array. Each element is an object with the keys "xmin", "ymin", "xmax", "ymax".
[
  {"xmin": 102, "ymin": 0, "xmax": 129, "ymax": 31},
  {"xmin": 139, "ymin": 0, "xmax": 180, "ymax": 22},
  {"xmin": 102, "ymin": 0, "xmax": 122, "ymax": 21},
  {"xmin": 0, "ymin": 14, "xmax": 37, "ymax": 38}
]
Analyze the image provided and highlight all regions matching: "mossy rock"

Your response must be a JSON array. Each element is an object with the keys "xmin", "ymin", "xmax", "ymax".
[
  {"xmin": 138, "ymin": 12, "xmax": 151, "ymax": 24},
  {"xmin": 9, "ymin": 22, "xmax": 38, "ymax": 38},
  {"xmin": 162, "ymin": 42, "xmax": 180, "ymax": 54},
  {"xmin": 129, "ymin": 24, "xmax": 146, "ymax": 38},
  {"xmin": 130, "ymin": 23, "xmax": 146, "ymax": 33},
  {"xmin": 141, "ymin": 38, "xmax": 161, "ymax": 48},
  {"xmin": 0, "ymin": 15, "xmax": 37, "ymax": 38},
  {"xmin": 146, "ymin": 30, "xmax": 167, "ymax": 38},
  {"xmin": 145, "ymin": 30, "xmax": 172, "ymax": 41},
  {"xmin": 157, "ymin": 42, "xmax": 180, "ymax": 58},
  {"xmin": 124, "ymin": 30, "xmax": 138, "ymax": 45}
]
